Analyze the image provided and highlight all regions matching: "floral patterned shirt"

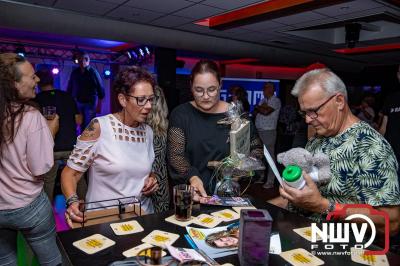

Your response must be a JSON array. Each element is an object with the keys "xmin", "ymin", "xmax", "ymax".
[{"xmin": 289, "ymin": 121, "xmax": 400, "ymax": 221}]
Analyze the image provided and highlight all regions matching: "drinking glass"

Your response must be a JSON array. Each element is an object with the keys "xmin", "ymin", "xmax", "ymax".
[{"xmin": 173, "ymin": 185, "xmax": 194, "ymax": 221}]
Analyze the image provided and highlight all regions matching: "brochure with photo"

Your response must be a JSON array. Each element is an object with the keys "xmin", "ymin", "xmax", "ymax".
[
  {"xmin": 186, "ymin": 225, "xmax": 282, "ymax": 259},
  {"xmin": 200, "ymin": 195, "xmax": 253, "ymax": 207},
  {"xmin": 186, "ymin": 225, "xmax": 238, "ymax": 258}
]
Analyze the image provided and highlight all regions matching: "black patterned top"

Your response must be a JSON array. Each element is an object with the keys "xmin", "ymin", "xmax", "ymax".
[{"xmin": 151, "ymin": 134, "xmax": 170, "ymax": 213}]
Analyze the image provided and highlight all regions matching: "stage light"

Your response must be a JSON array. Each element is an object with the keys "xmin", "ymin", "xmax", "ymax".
[
  {"xmin": 139, "ymin": 48, "xmax": 144, "ymax": 57},
  {"xmin": 15, "ymin": 46, "xmax": 26, "ymax": 57},
  {"xmin": 131, "ymin": 51, "xmax": 138, "ymax": 59},
  {"xmin": 103, "ymin": 69, "xmax": 111, "ymax": 79},
  {"xmin": 52, "ymin": 67, "xmax": 60, "ymax": 75}
]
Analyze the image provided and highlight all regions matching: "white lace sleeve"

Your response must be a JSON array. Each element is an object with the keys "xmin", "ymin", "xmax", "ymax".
[{"xmin": 66, "ymin": 138, "xmax": 98, "ymax": 172}]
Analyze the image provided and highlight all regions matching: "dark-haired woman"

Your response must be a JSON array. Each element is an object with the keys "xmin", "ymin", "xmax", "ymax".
[
  {"xmin": 0, "ymin": 53, "xmax": 61, "ymax": 265},
  {"xmin": 229, "ymin": 85, "xmax": 250, "ymax": 114},
  {"xmin": 167, "ymin": 60, "xmax": 262, "ymax": 197},
  {"xmin": 61, "ymin": 66, "xmax": 159, "ymax": 226}
]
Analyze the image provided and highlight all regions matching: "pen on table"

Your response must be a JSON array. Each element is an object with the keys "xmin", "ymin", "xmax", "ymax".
[
  {"xmin": 184, "ymin": 234, "xmax": 198, "ymax": 249},
  {"xmin": 227, "ymin": 221, "xmax": 240, "ymax": 230}
]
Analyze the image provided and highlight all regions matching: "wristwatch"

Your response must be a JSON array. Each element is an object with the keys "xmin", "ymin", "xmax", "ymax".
[{"xmin": 321, "ymin": 199, "xmax": 335, "ymax": 216}]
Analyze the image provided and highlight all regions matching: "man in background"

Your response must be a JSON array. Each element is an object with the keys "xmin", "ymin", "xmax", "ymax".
[
  {"xmin": 254, "ymin": 82, "xmax": 281, "ymax": 188},
  {"xmin": 67, "ymin": 51, "xmax": 105, "ymax": 131},
  {"xmin": 379, "ymin": 64, "xmax": 400, "ymax": 182},
  {"xmin": 35, "ymin": 69, "xmax": 84, "ymax": 201}
]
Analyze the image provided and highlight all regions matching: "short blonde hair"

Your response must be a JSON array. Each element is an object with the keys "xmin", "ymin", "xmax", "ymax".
[{"xmin": 147, "ymin": 86, "xmax": 168, "ymax": 136}]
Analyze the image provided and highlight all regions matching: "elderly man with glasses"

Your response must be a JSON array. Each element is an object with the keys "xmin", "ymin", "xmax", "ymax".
[{"xmin": 278, "ymin": 68, "xmax": 400, "ymax": 239}]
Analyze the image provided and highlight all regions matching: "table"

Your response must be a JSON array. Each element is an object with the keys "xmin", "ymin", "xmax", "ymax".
[{"xmin": 57, "ymin": 201, "xmax": 399, "ymax": 265}]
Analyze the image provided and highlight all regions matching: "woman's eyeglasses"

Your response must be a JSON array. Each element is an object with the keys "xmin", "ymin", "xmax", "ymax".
[
  {"xmin": 125, "ymin": 94, "xmax": 158, "ymax": 106},
  {"xmin": 192, "ymin": 87, "xmax": 219, "ymax": 98}
]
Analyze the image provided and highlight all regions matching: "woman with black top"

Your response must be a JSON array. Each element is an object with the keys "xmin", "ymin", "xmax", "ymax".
[{"xmin": 167, "ymin": 60, "xmax": 263, "ymax": 197}]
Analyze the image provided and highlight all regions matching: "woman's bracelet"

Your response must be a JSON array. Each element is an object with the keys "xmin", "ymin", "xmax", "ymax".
[{"xmin": 66, "ymin": 193, "xmax": 79, "ymax": 207}]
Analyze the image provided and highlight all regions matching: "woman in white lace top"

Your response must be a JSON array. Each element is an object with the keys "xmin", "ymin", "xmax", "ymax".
[{"xmin": 61, "ymin": 66, "xmax": 159, "ymax": 226}]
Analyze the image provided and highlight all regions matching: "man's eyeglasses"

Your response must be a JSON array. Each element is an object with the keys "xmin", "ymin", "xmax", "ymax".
[
  {"xmin": 192, "ymin": 87, "xmax": 219, "ymax": 98},
  {"xmin": 125, "ymin": 94, "xmax": 158, "ymax": 106},
  {"xmin": 298, "ymin": 94, "xmax": 337, "ymax": 119}
]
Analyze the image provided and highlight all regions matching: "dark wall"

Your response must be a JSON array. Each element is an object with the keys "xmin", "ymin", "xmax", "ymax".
[
  {"xmin": 155, "ymin": 47, "xmax": 179, "ymax": 112},
  {"xmin": 339, "ymin": 64, "xmax": 399, "ymax": 110}
]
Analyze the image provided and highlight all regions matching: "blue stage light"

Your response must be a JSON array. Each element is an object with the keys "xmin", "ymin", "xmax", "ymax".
[{"xmin": 103, "ymin": 69, "xmax": 111, "ymax": 79}]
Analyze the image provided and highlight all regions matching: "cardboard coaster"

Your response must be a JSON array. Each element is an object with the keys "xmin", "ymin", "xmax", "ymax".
[
  {"xmin": 73, "ymin": 234, "xmax": 115, "ymax": 255},
  {"xmin": 123, "ymin": 243, "xmax": 167, "ymax": 258},
  {"xmin": 193, "ymin": 214, "xmax": 222, "ymax": 228},
  {"xmin": 211, "ymin": 209, "xmax": 240, "ymax": 222},
  {"xmin": 165, "ymin": 214, "xmax": 196, "ymax": 227},
  {"xmin": 110, "ymin": 220, "xmax": 144, "ymax": 235},
  {"xmin": 293, "ymin": 227, "xmax": 322, "ymax": 242},
  {"xmin": 350, "ymin": 248, "xmax": 389, "ymax": 266},
  {"xmin": 280, "ymin": 248, "xmax": 324, "ymax": 266},
  {"xmin": 141, "ymin": 230, "xmax": 180, "ymax": 247}
]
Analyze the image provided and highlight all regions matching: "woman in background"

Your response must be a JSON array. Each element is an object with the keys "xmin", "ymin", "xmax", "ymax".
[
  {"xmin": 147, "ymin": 86, "xmax": 170, "ymax": 212},
  {"xmin": 229, "ymin": 85, "xmax": 250, "ymax": 115},
  {"xmin": 0, "ymin": 53, "xmax": 61, "ymax": 265}
]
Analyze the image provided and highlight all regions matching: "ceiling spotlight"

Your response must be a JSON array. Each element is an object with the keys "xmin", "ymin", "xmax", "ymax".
[
  {"xmin": 139, "ymin": 48, "xmax": 144, "ymax": 57},
  {"xmin": 145, "ymin": 47, "xmax": 150, "ymax": 55},
  {"xmin": 128, "ymin": 50, "xmax": 138, "ymax": 59},
  {"xmin": 127, "ymin": 51, "xmax": 132, "ymax": 59},
  {"xmin": 51, "ymin": 67, "xmax": 59, "ymax": 75}
]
